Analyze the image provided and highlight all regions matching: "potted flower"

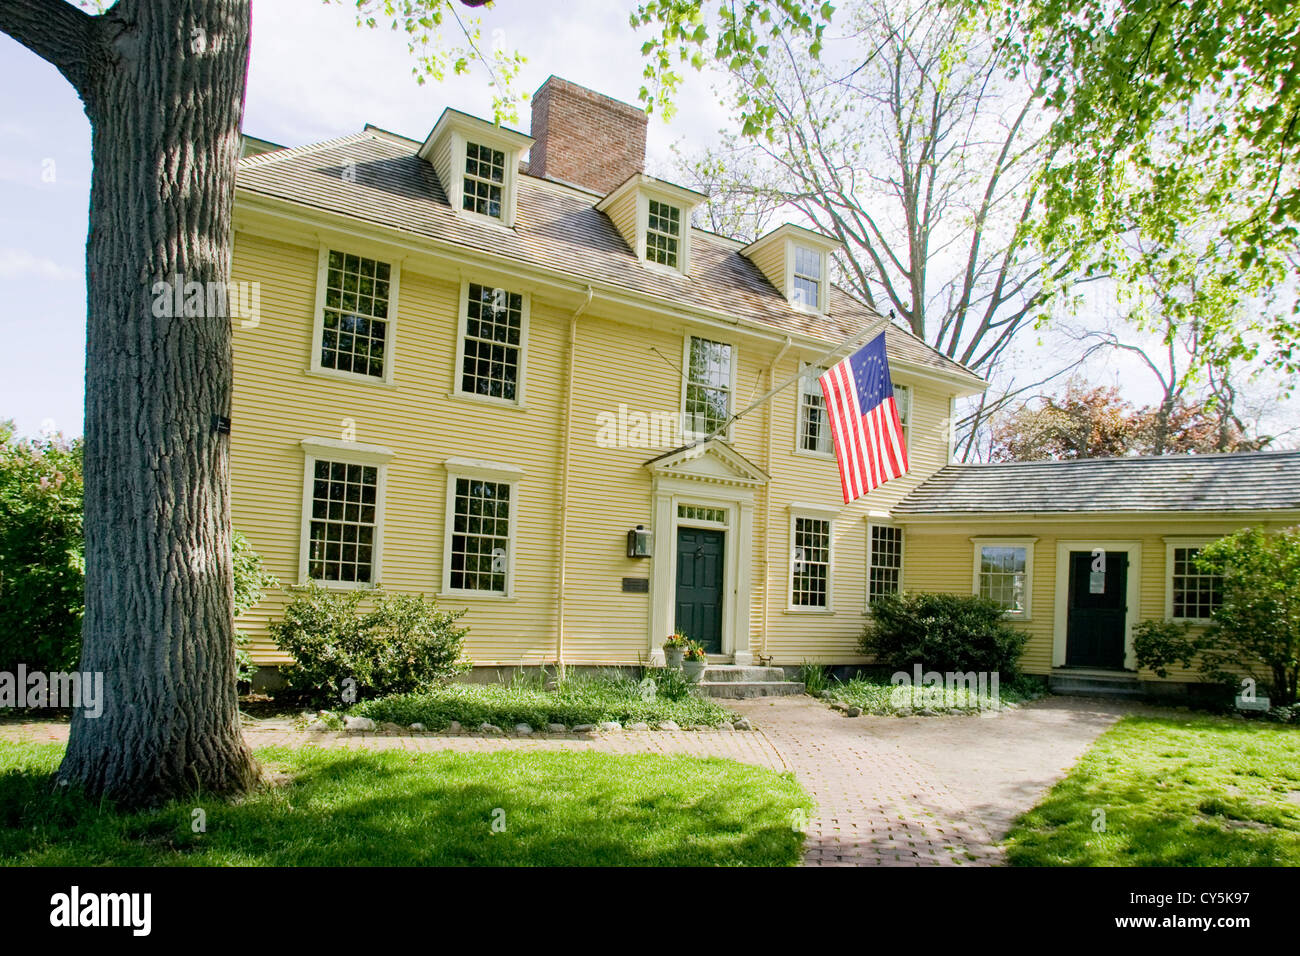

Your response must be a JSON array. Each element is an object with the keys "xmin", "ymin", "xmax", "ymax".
[
  {"xmin": 682, "ymin": 641, "xmax": 709, "ymax": 683},
  {"xmin": 663, "ymin": 631, "xmax": 688, "ymax": 669}
]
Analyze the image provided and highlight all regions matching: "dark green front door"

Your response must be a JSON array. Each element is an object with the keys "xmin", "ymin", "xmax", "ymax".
[
  {"xmin": 1065, "ymin": 550, "xmax": 1128, "ymax": 669},
  {"xmin": 675, "ymin": 527, "xmax": 724, "ymax": 654}
]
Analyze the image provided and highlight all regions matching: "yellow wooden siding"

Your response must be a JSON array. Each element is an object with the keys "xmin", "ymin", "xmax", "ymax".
[
  {"xmin": 429, "ymin": 135, "xmax": 454, "ymax": 207},
  {"xmin": 744, "ymin": 238, "xmax": 787, "ymax": 297},
  {"xmin": 900, "ymin": 517, "xmax": 1300, "ymax": 680},
  {"xmin": 228, "ymin": 223, "xmax": 967, "ymax": 670},
  {"xmin": 602, "ymin": 191, "xmax": 638, "ymax": 255},
  {"xmin": 756, "ymin": 354, "xmax": 952, "ymax": 664}
]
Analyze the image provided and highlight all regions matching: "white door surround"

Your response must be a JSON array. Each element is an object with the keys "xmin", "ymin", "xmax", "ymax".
[
  {"xmin": 644, "ymin": 441, "xmax": 769, "ymax": 666},
  {"xmin": 1052, "ymin": 539, "xmax": 1143, "ymax": 671}
]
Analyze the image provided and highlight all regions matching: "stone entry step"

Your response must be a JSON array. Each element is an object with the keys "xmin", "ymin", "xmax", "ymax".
[
  {"xmin": 691, "ymin": 665, "xmax": 804, "ymax": 699},
  {"xmin": 1049, "ymin": 671, "xmax": 1145, "ymax": 699}
]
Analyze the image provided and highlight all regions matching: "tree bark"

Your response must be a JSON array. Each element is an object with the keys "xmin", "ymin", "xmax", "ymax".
[{"xmin": 1, "ymin": 0, "xmax": 258, "ymax": 806}]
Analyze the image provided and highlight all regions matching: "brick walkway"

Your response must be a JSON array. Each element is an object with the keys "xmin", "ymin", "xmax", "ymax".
[
  {"xmin": 729, "ymin": 695, "xmax": 1133, "ymax": 866},
  {"xmin": 0, "ymin": 694, "xmax": 1135, "ymax": 867}
]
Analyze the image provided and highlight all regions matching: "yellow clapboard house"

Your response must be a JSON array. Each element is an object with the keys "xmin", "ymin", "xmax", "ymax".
[{"xmin": 229, "ymin": 76, "xmax": 1300, "ymax": 696}]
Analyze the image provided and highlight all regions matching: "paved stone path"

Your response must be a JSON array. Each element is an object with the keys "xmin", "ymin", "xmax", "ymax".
[
  {"xmin": 0, "ymin": 694, "xmax": 1137, "ymax": 867},
  {"xmin": 729, "ymin": 695, "xmax": 1133, "ymax": 866}
]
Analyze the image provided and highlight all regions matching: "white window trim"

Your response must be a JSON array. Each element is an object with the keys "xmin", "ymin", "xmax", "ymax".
[
  {"xmin": 450, "ymin": 130, "xmax": 521, "ymax": 229},
  {"xmin": 308, "ymin": 245, "xmax": 402, "ymax": 387},
  {"xmin": 440, "ymin": 457, "xmax": 523, "ymax": 600},
  {"xmin": 636, "ymin": 192, "xmax": 691, "ymax": 275},
  {"xmin": 893, "ymin": 381, "xmax": 912, "ymax": 445},
  {"xmin": 787, "ymin": 241, "xmax": 828, "ymax": 313},
  {"xmin": 971, "ymin": 536, "xmax": 1037, "ymax": 620},
  {"xmin": 681, "ymin": 332, "xmax": 737, "ymax": 442},
  {"xmin": 866, "ymin": 519, "xmax": 905, "ymax": 608},
  {"xmin": 451, "ymin": 279, "xmax": 531, "ymax": 408},
  {"xmin": 946, "ymin": 395, "xmax": 958, "ymax": 463},
  {"xmin": 794, "ymin": 361, "xmax": 835, "ymax": 460},
  {"xmin": 788, "ymin": 506, "xmax": 838, "ymax": 613},
  {"xmin": 1163, "ymin": 536, "xmax": 1221, "ymax": 623},
  {"xmin": 296, "ymin": 437, "xmax": 394, "ymax": 589}
]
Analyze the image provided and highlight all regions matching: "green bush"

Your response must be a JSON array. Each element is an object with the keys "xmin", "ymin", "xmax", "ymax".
[
  {"xmin": 232, "ymin": 530, "xmax": 278, "ymax": 685},
  {"xmin": 271, "ymin": 584, "xmax": 470, "ymax": 702},
  {"xmin": 859, "ymin": 592, "xmax": 1030, "ymax": 679},
  {"xmin": 0, "ymin": 419, "xmax": 275, "ymax": 684},
  {"xmin": 1135, "ymin": 527, "xmax": 1300, "ymax": 705},
  {"xmin": 0, "ymin": 422, "xmax": 84, "ymax": 672},
  {"xmin": 1132, "ymin": 618, "xmax": 1200, "ymax": 680}
]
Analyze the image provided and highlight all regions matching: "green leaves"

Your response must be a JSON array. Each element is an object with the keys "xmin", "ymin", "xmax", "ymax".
[
  {"xmin": 347, "ymin": 1, "xmax": 528, "ymax": 123},
  {"xmin": 961, "ymin": 0, "xmax": 1300, "ymax": 376},
  {"xmin": 631, "ymin": 0, "xmax": 836, "ymax": 133}
]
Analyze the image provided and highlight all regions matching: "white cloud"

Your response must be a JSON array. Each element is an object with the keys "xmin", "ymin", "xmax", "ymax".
[{"xmin": 0, "ymin": 248, "xmax": 78, "ymax": 281}]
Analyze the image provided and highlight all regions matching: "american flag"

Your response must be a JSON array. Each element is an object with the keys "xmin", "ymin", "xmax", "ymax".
[{"xmin": 817, "ymin": 332, "xmax": 909, "ymax": 503}]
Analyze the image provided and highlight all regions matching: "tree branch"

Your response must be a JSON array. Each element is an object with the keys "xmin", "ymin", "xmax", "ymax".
[{"xmin": 0, "ymin": 0, "xmax": 98, "ymax": 96}]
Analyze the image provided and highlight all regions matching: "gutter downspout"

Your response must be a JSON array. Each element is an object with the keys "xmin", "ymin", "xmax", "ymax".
[
  {"xmin": 761, "ymin": 337, "xmax": 793, "ymax": 662},
  {"xmin": 555, "ymin": 285, "xmax": 594, "ymax": 680}
]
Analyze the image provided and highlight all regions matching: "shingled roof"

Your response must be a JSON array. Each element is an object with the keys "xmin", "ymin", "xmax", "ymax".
[
  {"xmin": 894, "ymin": 450, "xmax": 1300, "ymax": 515},
  {"xmin": 235, "ymin": 128, "xmax": 984, "ymax": 388}
]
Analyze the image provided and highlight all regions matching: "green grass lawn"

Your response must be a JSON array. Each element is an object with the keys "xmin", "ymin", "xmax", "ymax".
[
  {"xmin": 0, "ymin": 742, "xmax": 810, "ymax": 866},
  {"xmin": 350, "ymin": 670, "xmax": 736, "ymax": 730},
  {"xmin": 1005, "ymin": 714, "xmax": 1300, "ymax": 866}
]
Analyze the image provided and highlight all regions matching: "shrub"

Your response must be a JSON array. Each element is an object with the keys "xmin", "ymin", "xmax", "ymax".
[
  {"xmin": 232, "ymin": 530, "xmax": 278, "ymax": 686},
  {"xmin": 859, "ymin": 592, "xmax": 1029, "ymax": 679},
  {"xmin": 1135, "ymin": 527, "xmax": 1300, "ymax": 705},
  {"xmin": 271, "ymin": 584, "xmax": 470, "ymax": 702},
  {"xmin": 0, "ymin": 423, "xmax": 84, "ymax": 672},
  {"xmin": 1133, "ymin": 619, "xmax": 1200, "ymax": 680}
]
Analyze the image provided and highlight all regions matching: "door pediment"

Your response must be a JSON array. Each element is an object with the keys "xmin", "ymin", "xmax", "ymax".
[{"xmin": 644, "ymin": 440, "xmax": 769, "ymax": 488}]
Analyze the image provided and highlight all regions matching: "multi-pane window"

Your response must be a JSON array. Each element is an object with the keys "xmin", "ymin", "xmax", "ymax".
[
  {"xmin": 307, "ymin": 460, "xmax": 378, "ymax": 583},
  {"xmin": 893, "ymin": 382, "xmax": 911, "ymax": 436},
  {"xmin": 320, "ymin": 251, "xmax": 391, "ymax": 378},
  {"xmin": 1171, "ymin": 547, "xmax": 1223, "ymax": 620},
  {"xmin": 646, "ymin": 199, "xmax": 681, "ymax": 268},
  {"xmin": 869, "ymin": 525, "xmax": 904, "ymax": 603},
  {"xmin": 678, "ymin": 504, "xmax": 727, "ymax": 524},
  {"xmin": 978, "ymin": 545, "xmax": 1027, "ymax": 614},
  {"xmin": 449, "ymin": 477, "xmax": 511, "ymax": 593},
  {"xmin": 461, "ymin": 283, "xmax": 523, "ymax": 401},
  {"xmin": 791, "ymin": 517, "xmax": 831, "ymax": 608},
  {"xmin": 685, "ymin": 336, "xmax": 732, "ymax": 436},
  {"xmin": 463, "ymin": 141, "xmax": 505, "ymax": 219},
  {"xmin": 799, "ymin": 365, "xmax": 832, "ymax": 454},
  {"xmin": 793, "ymin": 246, "xmax": 822, "ymax": 308}
]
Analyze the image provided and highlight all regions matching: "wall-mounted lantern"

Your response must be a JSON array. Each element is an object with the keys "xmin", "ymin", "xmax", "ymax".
[{"xmin": 627, "ymin": 525, "xmax": 653, "ymax": 558}]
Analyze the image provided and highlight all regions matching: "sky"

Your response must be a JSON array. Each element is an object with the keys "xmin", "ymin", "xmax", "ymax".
[
  {"xmin": 0, "ymin": 0, "xmax": 730, "ymax": 438},
  {"xmin": 0, "ymin": 0, "xmax": 1295, "ymax": 443}
]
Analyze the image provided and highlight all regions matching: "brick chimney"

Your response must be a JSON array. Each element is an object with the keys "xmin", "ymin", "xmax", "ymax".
[{"xmin": 528, "ymin": 76, "xmax": 648, "ymax": 194}]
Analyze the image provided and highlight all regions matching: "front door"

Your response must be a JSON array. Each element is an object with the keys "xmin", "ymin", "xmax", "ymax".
[
  {"xmin": 1065, "ymin": 550, "xmax": 1129, "ymax": 669},
  {"xmin": 675, "ymin": 527, "xmax": 724, "ymax": 654}
]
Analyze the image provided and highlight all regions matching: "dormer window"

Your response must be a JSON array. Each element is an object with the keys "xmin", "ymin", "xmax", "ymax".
[
  {"xmin": 792, "ymin": 246, "xmax": 823, "ymax": 309},
  {"xmin": 417, "ymin": 108, "xmax": 534, "ymax": 229},
  {"xmin": 463, "ymin": 142, "xmax": 506, "ymax": 219},
  {"xmin": 741, "ymin": 223, "xmax": 842, "ymax": 312},
  {"xmin": 646, "ymin": 200, "xmax": 682, "ymax": 268},
  {"xmin": 596, "ymin": 174, "xmax": 706, "ymax": 275}
]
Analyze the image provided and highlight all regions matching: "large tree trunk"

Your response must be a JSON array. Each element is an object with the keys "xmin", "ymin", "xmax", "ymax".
[{"xmin": 0, "ymin": 0, "xmax": 257, "ymax": 806}]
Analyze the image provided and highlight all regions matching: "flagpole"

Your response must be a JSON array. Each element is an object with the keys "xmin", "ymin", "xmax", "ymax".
[{"xmin": 689, "ymin": 311, "xmax": 895, "ymax": 447}]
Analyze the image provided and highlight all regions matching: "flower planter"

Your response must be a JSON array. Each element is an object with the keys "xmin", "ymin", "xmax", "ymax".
[
  {"xmin": 664, "ymin": 647, "xmax": 685, "ymax": 669},
  {"xmin": 682, "ymin": 659, "xmax": 707, "ymax": 683}
]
